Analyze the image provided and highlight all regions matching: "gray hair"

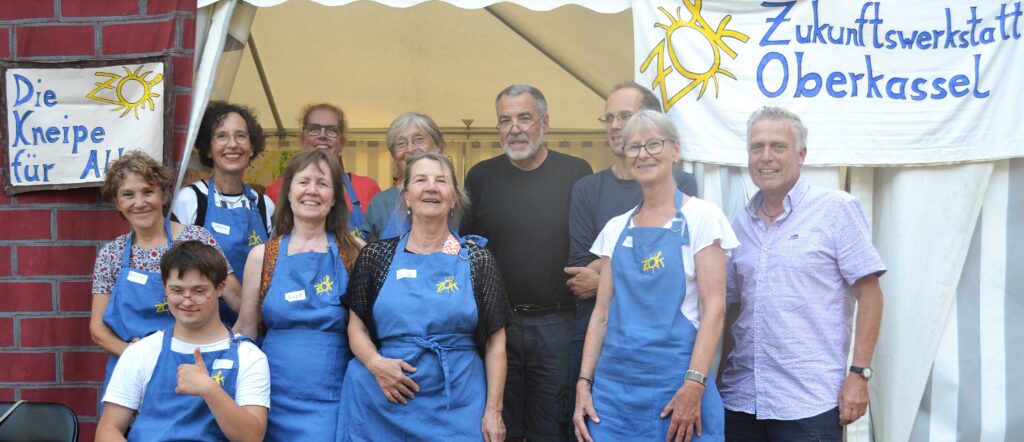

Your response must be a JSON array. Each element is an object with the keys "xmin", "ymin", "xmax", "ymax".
[
  {"xmin": 621, "ymin": 109, "xmax": 681, "ymax": 151},
  {"xmin": 398, "ymin": 152, "xmax": 470, "ymax": 231},
  {"xmin": 385, "ymin": 112, "xmax": 446, "ymax": 157},
  {"xmin": 495, "ymin": 84, "xmax": 548, "ymax": 116},
  {"xmin": 610, "ymin": 81, "xmax": 663, "ymax": 112},
  {"xmin": 747, "ymin": 106, "xmax": 808, "ymax": 150}
]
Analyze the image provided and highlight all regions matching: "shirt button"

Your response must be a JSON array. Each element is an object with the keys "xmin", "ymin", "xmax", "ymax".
[{"xmin": 762, "ymin": 247, "xmax": 768, "ymax": 252}]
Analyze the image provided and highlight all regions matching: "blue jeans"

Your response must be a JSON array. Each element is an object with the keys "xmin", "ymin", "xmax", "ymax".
[{"xmin": 725, "ymin": 407, "xmax": 841, "ymax": 441}]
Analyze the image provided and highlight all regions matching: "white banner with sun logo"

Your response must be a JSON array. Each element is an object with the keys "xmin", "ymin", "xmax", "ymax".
[
  {"xmin": 1, "ymin": 56, "xmax": 170, "ymax": 194},
  {"xmin": 634, "ymin": 0, "xmax": 1024, "ymax": 166}
]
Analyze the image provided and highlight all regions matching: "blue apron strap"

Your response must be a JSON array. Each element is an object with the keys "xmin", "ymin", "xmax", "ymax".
[
  {"xmin": 393, "ymin": 336, "xmax": 476, "ymax": 410},
  {"xmin": 341, "ymin": 173, "xmax": 368, "ymax": 237},
  {"xmin": 670, "ymin": 190, "xmax": 690, "ymax": 246}
]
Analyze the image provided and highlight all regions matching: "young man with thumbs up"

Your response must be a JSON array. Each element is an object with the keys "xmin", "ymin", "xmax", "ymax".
[{"xmin": 97, "ymin": 241, "xmax": 270, "ymax": 441}]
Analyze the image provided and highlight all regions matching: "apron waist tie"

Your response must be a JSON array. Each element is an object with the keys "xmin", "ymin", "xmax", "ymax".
[{"xmin": 382, "ymin": 334, "xmax": 474, "ymax": 410}]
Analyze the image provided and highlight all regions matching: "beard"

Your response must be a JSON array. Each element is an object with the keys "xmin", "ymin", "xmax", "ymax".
[{"xmin": 503, "ymin": 135, "xmax": 543, "ymax": 161}]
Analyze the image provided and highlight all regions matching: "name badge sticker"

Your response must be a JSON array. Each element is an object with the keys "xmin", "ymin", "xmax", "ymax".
[
  {"xmin": 622, "ymin": 236, "xmax": 633, "ymax": 248},
  {"xmin": 284, "ymin": 290, "xmax": 306, "ymax": 302},
  {"xmin": 127, "ymin": 270, "xmax": 149, "ymax": 285},
  {"xmin": 397, "ymin": 269, "xmax": 417, "ymax": 280},
  {"xmin": 212, "ymin": 359, "xmax": 234, "ymax": 370},
  {"xmin": 211, "ymin": 222, "xmax": 231, "ymax": 235}
]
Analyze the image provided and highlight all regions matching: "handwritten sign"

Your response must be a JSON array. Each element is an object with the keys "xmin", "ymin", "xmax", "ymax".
[
  {"xmin": 1, "ymin": 56, "xmax": 171, "ymax": 194},
  {"xmin": 634, "ymin": 0, "xmax": 1024, "ymax": 166}
]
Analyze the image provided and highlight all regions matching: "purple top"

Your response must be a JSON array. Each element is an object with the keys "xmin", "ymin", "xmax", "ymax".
[{"xmin": 720, "ymin": 177, "xmax": 885, "ymax": 420}]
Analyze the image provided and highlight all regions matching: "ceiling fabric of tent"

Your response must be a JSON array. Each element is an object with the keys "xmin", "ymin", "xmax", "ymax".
[{"xmin": 226, "ymin": 0, "xmax": 633, "ymax": 132}]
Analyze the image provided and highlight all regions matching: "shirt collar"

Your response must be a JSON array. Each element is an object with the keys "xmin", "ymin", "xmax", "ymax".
[{"xmin": 745, "ymin": 175, "xmax": 810, "ymax": 219}]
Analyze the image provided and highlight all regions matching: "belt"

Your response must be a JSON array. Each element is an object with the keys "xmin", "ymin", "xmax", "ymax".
[{"xmin": 512, "ymin": 303, "xmax": 576, "ymax": 316}]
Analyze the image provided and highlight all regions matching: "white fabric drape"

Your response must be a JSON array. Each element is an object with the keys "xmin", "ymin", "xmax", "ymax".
[{"xmin": 197, "ymin": 0, "xmax": 630, "ymax": 13}]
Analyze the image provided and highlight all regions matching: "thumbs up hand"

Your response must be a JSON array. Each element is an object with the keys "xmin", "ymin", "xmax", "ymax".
[{"xmin": 176, "ymin": 348, "xmax": 217, "ymax": 397}]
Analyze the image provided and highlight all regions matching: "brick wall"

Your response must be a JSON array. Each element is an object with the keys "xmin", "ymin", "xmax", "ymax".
[{"xmin": 0, "ymin": 1, "xmax": 195, "ymax": 439}]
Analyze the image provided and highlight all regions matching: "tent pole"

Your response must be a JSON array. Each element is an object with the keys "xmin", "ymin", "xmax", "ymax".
[
  {"xmin": 247, "ymin": 33, "xmax": 286, "ymax": 140},
  {"xmin": 484, "ymin": 6, "xmax": 607, "ymax": 101}
]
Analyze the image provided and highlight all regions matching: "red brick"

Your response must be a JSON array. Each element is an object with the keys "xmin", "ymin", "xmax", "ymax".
[
  {"xmin": 102, "ymin": 19, "xmax": 175, "ymax": 55},
  {"xmin": 0, "ymin": 27, "xmax": 9, "ymax": 59},
  {"xmin": 175, "ymin": 93, "xmax": 190, "ymax": 128},
  {"xmin": 17, "ymin": 245, "xmax": 97, "ymax": 276},
  {"xmin": 173, "ymin": 131, "xmax": 187, "ymax": 162},
  {"xmin": 59, "ymin": 281, "xmax": 94, "ymax": 312},
  {"xmin": 0, "ymin": 352, "xmax": 57, "ymax": 382},
  {"xmin": 0, "ymin": 281, "xmax": 53, "ymax": 312},
  {"xmin": 62, "ymin": 0, "xmax": 139, "ymax": 17},
  {"xmin": 62, "ymin": 351, "xmax": 108, "ymax": 382},
  {"xmin": 56, "ymin": 210, "xmax": 128, "ymax": 240},
  {"xmin": 0, "ymin": 388, "xmax": 13, "ymax": 402},
  {"xmin": 171, "ymin": 55, "xmax": 192, "ymax": 87},
  {"xmin": 16, "ymin": 188, "xmax": 99, "ymax": 205},
  {"xmin": 20, "ymin": 316, "xmax": 93, "ymax": 347},
  {"xmin": 20, "ymin": 387, "xmax": 98, "ymax": 418},
  {"xmin": 16, "ymin": 25, "xmax": 95, "ymax": 58},
  {"xmin": 0, "ymin": 210, "xmax": 51, "ymax": 240},
  {"xmin": 180, "ymin": 16, "xmax": 194, "ymax": 50},
  {"xmin": 147, "ymin": 0, "xmax": 195, "ymax": 15},
  {"xmin": 0, "ymin": 246, "xmax": 10, "ymax": 278},
  {"xmin": 0, "ymin": 317, "xmax": 12, "ymax": 347},
  {"xmin": 0, "ymin": 0, "xmax": 55, "ymax": 20},
  {"xmin": 79, "ymin": 422, "xmax": 97, "ymax": 442}
]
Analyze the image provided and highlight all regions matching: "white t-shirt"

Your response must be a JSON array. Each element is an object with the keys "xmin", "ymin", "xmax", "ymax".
[
  {"xmin": 172, "ymin": 180, "xmax": 275, "ymax": 233},
  {"xmin": 103, "ymin": 330, "xmax": 271, "ymax": 410},
  {"xmin": 590, "ymin": 196, "xmax": 739, "ymax": 329}
]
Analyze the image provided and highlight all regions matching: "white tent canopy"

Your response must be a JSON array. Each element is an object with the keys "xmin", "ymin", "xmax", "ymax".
[{"xmin": 187, "ymin": 2, "xmax": 1023, "ymax": 441}]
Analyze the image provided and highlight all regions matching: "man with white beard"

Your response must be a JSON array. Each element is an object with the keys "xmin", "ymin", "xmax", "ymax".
[{"xmin": 464, "ymin": 84, "xmax": 592, "ymax": 441}]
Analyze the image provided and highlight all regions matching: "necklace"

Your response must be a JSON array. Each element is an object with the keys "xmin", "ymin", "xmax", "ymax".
[
  {"xmin": 759, "ymin": 204, "xmax": 784, "ymax": 223},
  {"xmin": 210, "ymin": 180, "xmax": 247, "ymax": 208}
]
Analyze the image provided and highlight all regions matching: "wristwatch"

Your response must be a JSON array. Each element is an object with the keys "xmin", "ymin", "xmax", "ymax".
[{"xmin": 850, "ymin": 365, "xmax": 873, "ymax": 380}]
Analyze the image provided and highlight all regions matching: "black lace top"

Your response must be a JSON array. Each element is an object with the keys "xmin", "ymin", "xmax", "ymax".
[{"xmin": 343, "ymin": 237, "xmax": 512, "ymax": 355}]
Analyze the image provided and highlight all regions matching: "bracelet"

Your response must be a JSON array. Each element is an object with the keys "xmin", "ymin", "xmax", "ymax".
[
  {"xmin": 578, "ymin": 376, "xmax": 594, "ymax": 386},
  {"xmin": 684, "ymin": 369, "xmax": 707, "ymax": 386}
]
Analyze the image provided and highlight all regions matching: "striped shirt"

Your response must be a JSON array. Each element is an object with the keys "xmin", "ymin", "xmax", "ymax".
[{"xmin": 721, "ymin": 177, "xmax": 886, "ymax": 420}]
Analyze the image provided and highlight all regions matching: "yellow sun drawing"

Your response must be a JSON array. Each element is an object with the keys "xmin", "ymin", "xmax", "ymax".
[
  {"xmin": 210, "ymin": 370, "xmax": 226, "ymax": 386},
  {"xmin": 314, "ymin": 275, "xmax": 334, "ymax": 295},
  {"xmin": 85, "ymin": 65, "xmax": 163, "ymax": 119},
  {"xmin": 642, "ymin": 251, "xmax": 666, "ymax": 273},
  {"xmin": 640, "ymin": 1, "xmax": 750, "ymax": 110},
  {"xmin": 155, "ymin": 301, "xmax": 169, "ymax": 313},
  {"xmin": 436, "ymin": 276, "xmax": 459, "ymax": 295},
  {"xmin": 247, "ymin": 230, "xmax": 263, "ymax": 247}
]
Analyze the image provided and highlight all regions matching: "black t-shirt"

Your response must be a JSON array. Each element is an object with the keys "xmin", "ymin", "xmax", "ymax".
[{"xmin": 463, "ymin": 149, "xmax": 593, "ymax": 306}]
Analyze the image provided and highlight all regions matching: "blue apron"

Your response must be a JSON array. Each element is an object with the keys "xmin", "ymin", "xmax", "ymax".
[
  {"xmin": 342, "ymin": 173, "xmax": 370, "ymax": 239},
  {"xmin": 204, "ymin": 176, "xmax": 267, "ymax": 326},
  {"xmin": 261, "ymin": 234, "xmax": 351, "ymax": 442},
  {"xmin": 338, "ymin": 233, "xmax": 485, "ymax": 442},
  {"xmin": 588, "ymin": 192, "xmax": 724, "ymax": 441},
  {"xmin": 379, "ymin": 206, "xmax": 409, "ymax": 240},
  {"xmin": 101, "ymin": 219, "xmax": 176, "ymax": 392},
  {"xmin": 128, "ymin": 326, "xmax": 242, "ymax": 441}
]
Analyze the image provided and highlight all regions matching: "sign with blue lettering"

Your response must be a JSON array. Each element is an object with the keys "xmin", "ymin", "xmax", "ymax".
[
  {"xmin": 633, "ymin": 1, "xmax": 1023, "ymax": 166},
  {"xmin": 1, "ymin": 56, "xmax": 171, "ymax": 194}
]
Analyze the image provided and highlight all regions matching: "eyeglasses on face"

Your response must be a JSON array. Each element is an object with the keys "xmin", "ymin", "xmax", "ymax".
[
  {"xmin": 598, "ymin": 111, "xmax": 634, "ymax": 125},
  {"xmin": 166, "ymin": 289, "xmax": 214, "ymax": 305},
  {"xmin": 304, "ymin": 124, "xmax": 342, "ymax": 138},
  {"xmin": 623, "ymin": 138, "xmax": 670, "ymax": 159},
  {"xmin": 496, "ymin": 114, "xmax": 542, "ymax": 133},
  {"xmin": 395, "ymin": 134, "xmax": 431, "ymax": 151},
  {"xmin": 213, "ymin": 131, "xmax": 250, "ymax": 145}
]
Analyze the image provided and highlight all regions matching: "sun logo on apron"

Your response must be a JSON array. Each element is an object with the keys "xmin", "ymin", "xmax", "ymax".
[
  {"xmin": 436, "ymin": 276, "xmax": 459, "ymax": 294},
  {"xmin": 155, "ymin": 301, "xmax": 170, "ymax": 313},
  {"xmin": 247, "ymin": 230, "xmax": 263, "ymax": 246},
  {"xmin": 640, "ymin": 1, "xmax": 749, "ymax": 110},
  {"xmin": 349, "ymin": 228, "xmax": 364, "ymax": 239},
  {"xmin": 642, "ymin": 251, "xmax": 666, "ymax": 273},
  {"xmin": 210, "ymin": 370, "xmax": 226, "ymax": 386},
  {"xmin": 314, "ymin": 275, "xmax": 334, "ymax": 295}
]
